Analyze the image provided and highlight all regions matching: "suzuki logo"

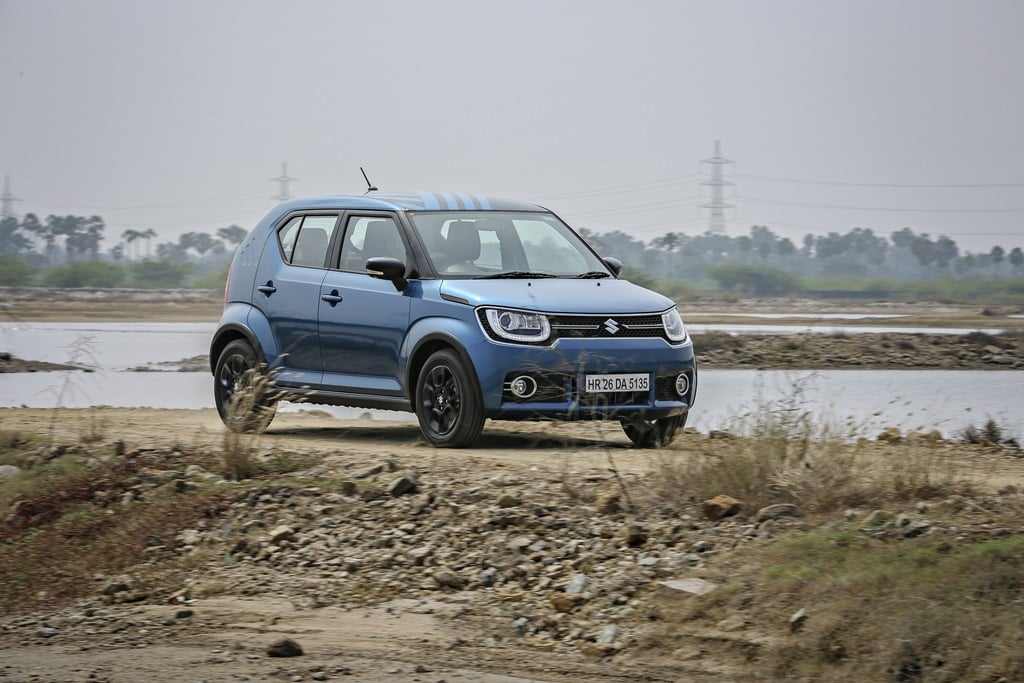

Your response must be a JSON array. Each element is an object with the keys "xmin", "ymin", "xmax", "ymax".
[{"xmin": 603, "ymin": 318, "xmax": 620, "ymax": 334}]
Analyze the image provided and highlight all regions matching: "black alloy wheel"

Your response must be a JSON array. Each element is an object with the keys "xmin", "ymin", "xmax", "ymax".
[
  {"xmin": 214, "ymin": 339, "xmax": 277, "ymax": 433},
  {"xmin": 415, "ymin": 349, "xmax": 485, "ymax": 448}
]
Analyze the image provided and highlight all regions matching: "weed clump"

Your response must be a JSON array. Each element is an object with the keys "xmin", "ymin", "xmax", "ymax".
[
  {"xmin": 958, "ymin": 417, "xmax": 1016, "ymax": 447},
  {"xmin": 643, "ymin": 375, "xmax": 969, "ymax": 515}
]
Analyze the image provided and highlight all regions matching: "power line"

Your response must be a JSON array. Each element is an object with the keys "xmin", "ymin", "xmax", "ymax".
[
  {"xmin": 737, "ymin": 196, "xmax": 1024, "ymax": 213},
  {"xmin": 734, "ymin": 173, "xmax": 1024, "ymax": 189},
  {"xmin": 536, "ymin": 174, "xmax": 701, "ymax": 200}
]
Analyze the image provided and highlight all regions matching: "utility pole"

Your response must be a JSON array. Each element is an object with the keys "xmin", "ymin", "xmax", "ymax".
[
  {"xmin": 700, "ymin": 140, "xmax": 734, "ymax": 234},
  {"xmin": 1, "ymin": 175, "xmax": 22, "ymax": 220},
  {"xmin": 271, "ymin": 163, "xmax": 298, "ymax": 202}
]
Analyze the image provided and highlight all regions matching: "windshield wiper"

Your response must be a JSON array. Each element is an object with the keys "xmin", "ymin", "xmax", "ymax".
[
  {"xmin": 575, "ymin": 271, "xmax": 611, "ymax": 279},
  {"xmin": 474, "ymin": 271, "xmax": 558, "ymax": 279}
]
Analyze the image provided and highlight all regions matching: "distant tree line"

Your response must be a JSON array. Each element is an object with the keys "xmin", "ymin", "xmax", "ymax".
[
  {"xmin": 581, "ymin": 224, "xmax": 1023, "ymax": 298},
  {"xmin": 0, "ymin": 213, "xmax": 246, "ymax": 288},
  {"xmin": 1, "ymin": 212, "xmax": 1022, "ymax": 300}
]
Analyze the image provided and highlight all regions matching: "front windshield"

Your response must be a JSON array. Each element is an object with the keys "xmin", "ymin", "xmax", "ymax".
[{"xmin": 406, "ymin": 211, "xmax": 610, "ymax": 278}]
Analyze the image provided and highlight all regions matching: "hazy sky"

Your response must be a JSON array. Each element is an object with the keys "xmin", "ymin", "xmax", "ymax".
[{"xmin": 2, "ymin": 0, "xmax": 1023, "ymax": 254}]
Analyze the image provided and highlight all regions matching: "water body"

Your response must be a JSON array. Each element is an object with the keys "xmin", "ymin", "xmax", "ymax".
[{"xmin": 1, "ymin": 322, "xmax": 1020, "ymax": 438}]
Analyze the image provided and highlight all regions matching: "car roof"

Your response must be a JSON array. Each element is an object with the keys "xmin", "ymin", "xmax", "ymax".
[{"xmin": 275, "ymin": 191, "xmax": 548, "ymax": 214}]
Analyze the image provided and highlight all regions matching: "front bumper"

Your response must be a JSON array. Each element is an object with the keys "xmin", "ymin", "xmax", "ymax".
[{"xmin": 466, "ymin": 337, "xmax": 697, "ymax": 421}]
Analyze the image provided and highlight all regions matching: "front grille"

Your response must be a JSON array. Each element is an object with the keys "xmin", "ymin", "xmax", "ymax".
[
  {"xmin": 550, "ymin": 314, "xmax": 666, "ymax": 340},
  {"xmin": 478, "ymin": 310, "xmax": 669, "ymax": 345}
]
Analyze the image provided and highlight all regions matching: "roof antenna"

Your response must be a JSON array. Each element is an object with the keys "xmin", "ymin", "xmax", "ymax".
[{"xmin": 361, "ymin": 167, "xmax": 378, "ymax": 193}]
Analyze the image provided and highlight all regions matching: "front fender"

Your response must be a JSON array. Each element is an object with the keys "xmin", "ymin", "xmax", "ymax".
[{"xmin": 400, "ymin": 315, "xmax": 486, "ymax": 394}]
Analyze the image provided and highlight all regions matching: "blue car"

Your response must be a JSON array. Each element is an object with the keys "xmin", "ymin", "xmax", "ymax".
[{"xmin": 210, "ymin": 191, "xmax": 696, "ymax": 448}]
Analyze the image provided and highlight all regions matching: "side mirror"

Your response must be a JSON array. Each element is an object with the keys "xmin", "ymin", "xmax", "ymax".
[
  {"xmin": 602, "ymin": 257, "xmax": 623, "ymax": 277},
  {"xmin": 366, "ymin": 257, "xmax": 408, "ymax": 292}
]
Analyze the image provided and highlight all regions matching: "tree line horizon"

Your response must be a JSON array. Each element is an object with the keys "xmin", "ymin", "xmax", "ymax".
[{"xmin": 0, "ymin": 212, "xmax": 1021, "ymax": 298}]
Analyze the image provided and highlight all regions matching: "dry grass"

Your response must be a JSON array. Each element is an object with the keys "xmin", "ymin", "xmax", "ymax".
[
  {"xmin": 0, "ymin": 447, "xmax": 240, "ymax": 613},
  {"xmin": 643, "ymin": 525, "xmax": 1024, "ymax": 682}
]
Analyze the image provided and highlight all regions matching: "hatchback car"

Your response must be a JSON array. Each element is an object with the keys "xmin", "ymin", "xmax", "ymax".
[{"xmin": 210, "ymin": 191, "xmax": 696, "ymax": 447}]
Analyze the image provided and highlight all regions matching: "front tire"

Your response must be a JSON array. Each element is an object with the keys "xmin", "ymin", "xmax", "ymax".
[
  {"xmin": 214, "ymin": 339, "xmax": 277, "ymax": 433},
  {"xmin": 621, "ymin": 413, "xmax": 687, "ymax": 448},
  {"xmin": 415, "ymin": 349, "xmax": 485, "ymax": 448}
]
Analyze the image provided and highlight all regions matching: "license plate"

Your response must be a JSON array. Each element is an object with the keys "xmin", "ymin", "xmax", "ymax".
[{"xmin": 584, "ymin": 373, "xmax": 649, "ymax": 393}]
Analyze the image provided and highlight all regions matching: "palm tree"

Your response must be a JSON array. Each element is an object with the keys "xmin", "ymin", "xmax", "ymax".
[
  {"xmin": 141, "ymin": 229, "xmax": 157, "ymax": 258},
  {"xmin": 122, "ymin": 229, "xmax": 143, "ymax": 260}
]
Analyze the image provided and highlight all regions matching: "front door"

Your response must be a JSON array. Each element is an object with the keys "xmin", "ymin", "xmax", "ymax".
[{"xmin": 318, "ymin": 215, "xmax": 413, "ymax": 395}]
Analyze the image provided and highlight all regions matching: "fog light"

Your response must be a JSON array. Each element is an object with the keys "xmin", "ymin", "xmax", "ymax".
[
  {"xmin": 510, "ymin": 375, "xmax": 538, "ymax": 399},
  {"xmin": 674, "ymin": 373, "xmax": 690, "ymax": 397}
]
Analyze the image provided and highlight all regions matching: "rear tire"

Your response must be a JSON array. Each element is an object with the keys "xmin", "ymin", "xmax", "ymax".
[
  {"xmin": 415, "ymin": 349, "xmax": 485, "ymax": 448},
  {"xmin": 214, "ymin": 339, "xmax": 277, "ymax": 433},
  {"xmin": 621, "ymin": 413, "xmax": 687, "ymax": 448}
]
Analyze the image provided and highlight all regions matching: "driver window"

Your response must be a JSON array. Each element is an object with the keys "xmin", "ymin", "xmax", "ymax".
[{"xmin": 339, "ymin": 216, "xmax": 409, "ymax": 272}]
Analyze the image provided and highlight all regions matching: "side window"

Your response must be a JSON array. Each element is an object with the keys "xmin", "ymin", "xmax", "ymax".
[
  {"xmin": 277, "ymin": 217, "xmax": 303, "ymax": 263},
  {"xmin": 339, "ymin": 216, "xmax": 408, "ymax": 272},
  {"xmin": 284, "ymin": 215, "xmax": 338, "ymax": 268}
]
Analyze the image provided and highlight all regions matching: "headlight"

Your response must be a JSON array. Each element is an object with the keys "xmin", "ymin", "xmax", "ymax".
[
  {"xmin": 662, "ymin": 308, "xmax": 688, "ymax": 343},
  {"xmin": 484, "ymin": 308, "xmax": 551, "ymax": 343}
]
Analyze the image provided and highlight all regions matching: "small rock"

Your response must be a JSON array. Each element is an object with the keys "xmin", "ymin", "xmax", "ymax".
[
  {"xmin": 594, "ymin": 624, "xmax": 622, "ymax": 644},
  {"xmin": 268, "ymin": 525, "xmax": 295, "ymax": 544},
  {"xmin": 901, "ymin": 520, "xmax": 932, "ymax": 538},
  {"xmin": 564, "ymin": 574, "xmax": 589, "ymax": 593},
  {"xmin": 478, "ymin": 567, "xmax": 498, "ymax": 587},
  {"xmin": 692, "ymin": 539, "xmax": 714, "ymax": 553},
  {"xmin": 387, "ymin": 472, "xmax": 419, "ymax": 497},
  {"xmin": 495, "ymin": 494, "xmax": 520, "ymax": 508},
  {"xmin": 549, "ymin": 592, "xmax": 587, "ymax": 613},
  {"xmin": 266, "ymin": 638, "xmax": 304, "ymax": 657},
  {"xmin": 789, "ymin": 608, "xmax": 809, "ymax": 632},
  {"xmin": 658, "ymin": 578, "xmax": 717, "ymax": 596},
  {"xmin": 36, "ymin": 627, "xmax": 59, "ymax": 638},
  {"xmin": 701, "ymin": 495, "xmax": 744, "ymax": 521},
  {"xmin": 511, "ymin": 617, "xmax": 530, "ymax": 636},
  {"xmin": 621, "ymin": 522, "xmax": 647, "ymax": 547},
  {"xmin": 432, "ymin": 567, "xmax": 466, "ymax": 590},
  {"xmin": 0, "ymin": 464, "xmax": 22, "ymax": 482},
  {"xmin": 865, "ymin": 509, "xmax": 892, "ymax": 526}
]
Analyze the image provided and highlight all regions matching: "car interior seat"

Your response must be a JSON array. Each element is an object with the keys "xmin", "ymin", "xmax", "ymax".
[
  {"xmin": 443, "ymin": 221, "xmax": 481, "ymax": 273},
  {"xmin": 360, "ymin": 220, "xmax": 406, "ymax": 266},
  {"xmin": 292, "ymin": 227, "xmax": 329, "ymax": 267}
]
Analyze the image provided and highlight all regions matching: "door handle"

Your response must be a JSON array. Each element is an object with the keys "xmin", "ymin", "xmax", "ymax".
[
  {"xmin": 321, "ymin": 290, "xmax": 343, "ymax": 307},
  {"xmin": 257, "ymin": 282, "xmax": 277, "ymax": 296}
]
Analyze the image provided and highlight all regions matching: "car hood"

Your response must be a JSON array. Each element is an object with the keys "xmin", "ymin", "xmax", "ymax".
[{"xmin": 438, "ymin": 278, "xmax": 676, "ymax": 314}]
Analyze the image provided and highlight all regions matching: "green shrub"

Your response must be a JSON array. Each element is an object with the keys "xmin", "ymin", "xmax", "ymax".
[
  {"xmin": 129, "ymin": 259, "xmax": 195, "ymax": 288},
  {"xmin": 0, "ymin": 255, "xmax": 33, "ymax": 286},
  {"xmin": 43, "ymin": 261, "xmax": 124, "ymax": 288},
  {"xmin": 706, "ymin": 264, "xmax": 801, "ymax": 296}
]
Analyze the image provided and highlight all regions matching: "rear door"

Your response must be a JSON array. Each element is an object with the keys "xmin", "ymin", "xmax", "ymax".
[{"xmin": 250, "ymin": 213, "xmax": 340, "ymax": 388}]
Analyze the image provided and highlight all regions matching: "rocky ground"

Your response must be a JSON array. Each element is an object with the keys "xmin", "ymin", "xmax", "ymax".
[{"xmin": 1, "ymin": 409, "xmax": 1023, "ymax": 682}]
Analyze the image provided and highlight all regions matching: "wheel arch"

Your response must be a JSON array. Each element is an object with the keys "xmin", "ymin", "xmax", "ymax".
[
  {"xmin": 209, "ymin": 323, "xmax": 265, "ymax": 374},
  {"xmin": 406, "ymin": 332, "xmax": 478, "ymax": 395}
]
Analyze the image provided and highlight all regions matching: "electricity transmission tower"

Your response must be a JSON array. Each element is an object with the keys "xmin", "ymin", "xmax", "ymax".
[
  {"xmin": 1, "ymin": 175, "xmax": 22, "ymax": 220},
  {"xmin": 700, "ymin": 140, "xmax": 734, "ymax": 234},
  {"xmin": 271, "ymin": 163, "xmax": 298, "ymax": 202}
]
